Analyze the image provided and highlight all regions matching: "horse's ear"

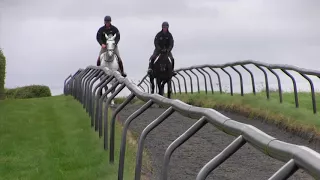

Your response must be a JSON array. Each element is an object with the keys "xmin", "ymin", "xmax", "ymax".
[
  {"xmin": 105, "ymin": 33, "xmax": 109, "ymax": 39},
  {"xmin": 111, "ymin": 33, "xmax": 116, "ymax": 40}
]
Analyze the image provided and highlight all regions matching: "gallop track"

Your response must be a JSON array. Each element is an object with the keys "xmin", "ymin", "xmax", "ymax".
[
  {"xmin": 64, "ymin": 64, "xmax": 320, "ymax": 180},
  {"xmin": 116, "ymin": 104, "xmax": 319, "ymax": 180}
]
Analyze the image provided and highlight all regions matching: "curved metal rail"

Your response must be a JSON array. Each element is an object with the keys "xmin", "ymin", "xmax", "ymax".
[
  {"xmin": 139, "ymin": 60, "xmax": 320, "ymax": 114},
  {"xmin": 64, "ymin": 64, "xmax": 320, "ymax": 180}
]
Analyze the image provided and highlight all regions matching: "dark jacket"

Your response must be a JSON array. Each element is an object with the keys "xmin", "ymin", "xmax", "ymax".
[
  {"xmin": 96, "ymin": 24, "xmax": 120, "ymax": 45},
  {"xmin": 154, "ymin": 30, "xmax": 174, "ymax": 51}
]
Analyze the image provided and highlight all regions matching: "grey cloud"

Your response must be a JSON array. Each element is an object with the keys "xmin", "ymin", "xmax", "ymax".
[
  {"xmin": 261, "ymin": 0, "xmax": 320, "ymax": 19},
  {"xmin": 1, "ymin": 0, "xmax": 320, "ymax": 96},
  {"xmin": 1, "ymin": 0, "xmax": 219, "ymax": 21}
]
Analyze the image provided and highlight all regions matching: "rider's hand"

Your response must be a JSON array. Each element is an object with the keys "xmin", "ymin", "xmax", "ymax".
[{"xmin": 102, "ymin": 44, "xmax": 106, "ymax": 48}]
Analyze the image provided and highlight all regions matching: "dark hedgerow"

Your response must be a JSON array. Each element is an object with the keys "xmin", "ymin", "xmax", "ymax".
[
  {"xmin": 5, "ymin": 85, "xmax": 52, "ymax": 99},
  {"xmin": 0, "ymin": 49, "xmax": 6, "ymax": 100}
]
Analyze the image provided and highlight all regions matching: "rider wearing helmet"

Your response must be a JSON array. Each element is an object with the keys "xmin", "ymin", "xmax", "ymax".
[
  {"xmin": 148, "ymin": 21, "xmax": 176, "ymax": 76},
  {"xmin": 96, "ymin": 15, "xmax": 126, "ymax": 77}
]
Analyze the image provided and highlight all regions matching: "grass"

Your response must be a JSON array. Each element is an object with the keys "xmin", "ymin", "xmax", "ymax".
[
  {"xmin": 171, "ymin": 90, "xmax": 320, "ymax": 139},
  {"xmin": 0, "ymin": 95, "xmax": 148, "ymax": 180}
]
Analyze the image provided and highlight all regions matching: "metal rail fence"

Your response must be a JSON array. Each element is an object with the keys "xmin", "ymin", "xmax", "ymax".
[
  {"xmin": 64, "ymin": 65, "xmax": 320, "ymax": 180},
  {"xmin": 138, "ymin": 60, "xmax": 320, "ymax": 114}
]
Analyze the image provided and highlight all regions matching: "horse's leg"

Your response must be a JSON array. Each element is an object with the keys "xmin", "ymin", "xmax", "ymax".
[
  {"xmin": 111, "ymin": 88, "xmax": 115, "ymax": 106},
  {"xmin": 98, "ymin": 77, "xmax": 103, "ymax": 96},
  {"xmin": 156, "ymin": 78, "xmax": 162, "ymax": 96},
  {"xmin": 160, "ymin": 81, "xmax": 166, "ymax": 96},
  {"xmin": 99, "ymin": 60, "xmax": 105, "ymax": 97},
  {"xmin": 150, "ymin": 76, "xmax": 153, "ymax": 94},
  {"xmin": 101, "ymin": 76, "xmax": 108, "ymax": 97},
  {"xmin": 110, "ymin": 81, "xmax": 116, "ymax": 106},
  {"xmin": 97, "ymin": 87, "xmax": 102, "ymax": 97},
  {"xmin": 158, "ymin": 80, "xmax": 165, "ymax": 96},
  {"xmin": 103, "ymin": 83, "xmax": 108, "ymax": 102},
  {"xmin": 150, "ymin": 75, "xmax": 155, "ymax": 94},
  {"xmin": 167, "ymin": 78, "xmax": 172, "ymax": 99}
]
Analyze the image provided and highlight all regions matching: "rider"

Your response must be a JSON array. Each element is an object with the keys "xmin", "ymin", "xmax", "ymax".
[
  {"xmin": 96, "ymin": 15, "xmax": 126, "ymax": 77},
  {"xmin": 148, "ymin": 21, "xmax": 176, "ymax": 76}
]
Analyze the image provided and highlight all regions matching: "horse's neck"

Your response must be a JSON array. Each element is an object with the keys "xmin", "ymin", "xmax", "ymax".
[
  {"xmin": 104, "ymin": 50, "xmax": 115, "ymax": 60},
  {"xmin": 156, "ymin": 54, "xmax": 170, "ymax": 63},
  {"xmin": 104, "ymin": 51, "xmax": 117, "ymax": 60},
  {"xmin": 102, "ymin": 53, "xmax": 118, "ymax": 71}
]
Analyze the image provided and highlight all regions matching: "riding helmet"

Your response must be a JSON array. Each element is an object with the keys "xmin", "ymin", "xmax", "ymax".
[
  {"xmin": 104, "ymin": 15, "xmax": 111, "ymax": 21},
  {"xmin": 162, "ymin": 21, "xmax": 169, "ymax": 28}
]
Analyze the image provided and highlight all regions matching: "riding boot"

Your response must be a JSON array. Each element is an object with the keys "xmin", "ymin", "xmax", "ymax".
[
  {"xmin": 97, "ymin": 56, "xmax": 101, "ymax": 66},
  {"xmin": 171, "ymin": 58, "xmax": 177, "ymax": 76},
  {"xmin": 118, "ymin": 58, "xmax": 127, "ymax": 77},
  {"xmin": 148, "ymin": 58, "xmax": 154, "ymax": 75}
]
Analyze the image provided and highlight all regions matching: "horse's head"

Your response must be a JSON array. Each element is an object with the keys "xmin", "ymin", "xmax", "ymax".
[
  {"xmin": 104, "ymin": 33, "xmax": 116, "ymax": 60},
  {"xmin": 157, "ymin": 52, "xmax": 171, "ymax": 73},
  {"xmin": 159, "ymin": 63, "xmax": 167, "ymax": 72}
]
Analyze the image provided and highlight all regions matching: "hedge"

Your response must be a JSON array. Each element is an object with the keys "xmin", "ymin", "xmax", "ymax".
[
  {"xmin": 5, "ymin": 85, "xmax": 52, "ymax": 99},
  {"xmin": 0, "ymin": 49, "xmax": 6, "ymax": 100}
]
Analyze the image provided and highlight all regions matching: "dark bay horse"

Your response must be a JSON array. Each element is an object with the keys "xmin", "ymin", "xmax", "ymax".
[{"xmin": 149, "ymin": 51, "xmax": 173, "ymax": 99}]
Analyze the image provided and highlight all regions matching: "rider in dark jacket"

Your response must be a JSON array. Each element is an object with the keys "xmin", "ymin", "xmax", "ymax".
[
  {"xmin": 96, "ymin": 15, "xmax": 126, "ymax": 77},
  {"xmin": 148, "ymin": 21, "xmax": 176, "ymax": 76}
]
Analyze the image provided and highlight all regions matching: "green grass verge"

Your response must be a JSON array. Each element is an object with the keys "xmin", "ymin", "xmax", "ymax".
[
  {"xmin": 0, "ymin": 95, "xmax": 146, "ymax": 180},
  {"xmin": 171, "ymin": 90, "xmax": 320, "ymax": 139}
]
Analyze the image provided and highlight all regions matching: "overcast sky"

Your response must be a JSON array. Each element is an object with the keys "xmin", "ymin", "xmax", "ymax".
[{"xmin": 0, "ymin": 0, "xmax": 319, "ymax": 95}]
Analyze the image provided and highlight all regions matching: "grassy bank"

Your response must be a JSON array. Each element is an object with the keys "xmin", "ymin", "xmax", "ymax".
[
  {"xmin": 172, "ymin": 91, "xmax": 320, "ymax": 139},
  {"xmin": 0, "ymin": 95, "xmax": 143, "ymax": 179}
]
